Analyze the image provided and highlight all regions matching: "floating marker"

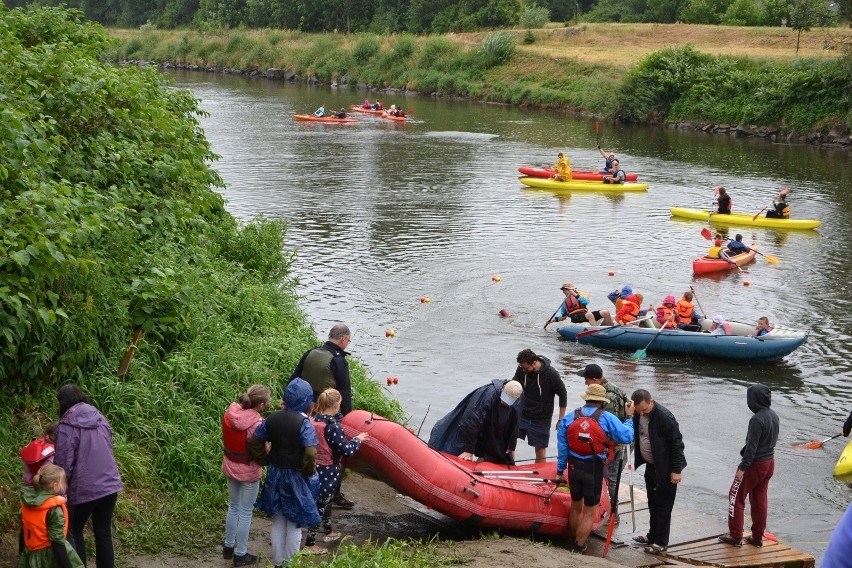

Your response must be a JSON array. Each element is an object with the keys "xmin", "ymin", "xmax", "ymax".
[
  {"xmin": 386, "ymin": 377, "xmax": 393, "ymax": 385},
  {"xmin": 608, "ymin": 271, "xmax": 615, "ymax": 276},
  {"xmin": 492, "ymin": 275, "xmax": 501, "ymax": 282},
  {"xmin": 499, "ymin": 309, "xmax": 511, "ymax": 318},
  {"xmin": 420, "ymin": 296, "xmax": 431, "ymax": 303},
  {"xmin": 743, "ymin": 281, "xmax": 751, "ymax": 287},
  {"xmin": 385, "ymin": 329, "xmax": 396, "ymax": 337}
]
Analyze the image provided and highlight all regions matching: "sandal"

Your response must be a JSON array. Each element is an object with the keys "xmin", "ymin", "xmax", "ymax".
[
  {"xmin": 322, "ymin": 531, "xmax": 342, "ymax": 543},
  {"xmin": 302, "ymin": 545, "xmax": 328, "ymax": 555},
  {"xmin": 745, "ymin": 536, "xmax": 763, "ymax": 548},
  {"xmin": 718, "ymin": 535, "xmax": 742, "ymax": 547},
  {"xmin": 645, "ymin": 544, "xmax": 667, "ymax": 555},
  {"xmin": 632, "ymin": 535, "xmax": 650, "ymax": 544}
]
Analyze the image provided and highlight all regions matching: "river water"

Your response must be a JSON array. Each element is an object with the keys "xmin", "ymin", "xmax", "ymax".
[{"xmin": 172, "ymin": 71, "xmax": 851, "ymax": 560}]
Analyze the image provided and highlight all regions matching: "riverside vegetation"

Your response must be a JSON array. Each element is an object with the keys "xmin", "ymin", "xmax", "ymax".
[
  {"xmin": 110, "ymin": 24, "xmax": 852, "ymax": 141},
  {"xmin": 0, "ymin": 5, "xmax": 460, "ymax": 565}
]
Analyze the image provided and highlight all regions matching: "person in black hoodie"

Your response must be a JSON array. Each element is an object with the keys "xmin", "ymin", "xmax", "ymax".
[
  {"xmin": 513, "ymin": 349, "xmax": 567, "ymax": 463},
  {"xmin": 719, "ymin": 383, "xmax": 779, "ymax": 548}
]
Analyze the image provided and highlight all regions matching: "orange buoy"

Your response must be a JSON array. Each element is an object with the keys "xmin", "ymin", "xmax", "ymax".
[
  {"xmin": 492, "ymin": 275, "xmax": 501, "ymax": 282},
  {"xmin": 608, "ymin": 271, "xmax": 615, "ymax": 276},
  {"xmin": 743, "ymin": 281, "xmax": 751, "ymax": 286},
  {"xmin": 499, "ymin": 309, "xmax": 511, "ymax": 318},
  {"xmin": 386, "ymin": 377, "xmax": 393, "ymax": 385},
  {"xmin": 385, "ymin": 329, "xmax": 396, "ymax": 337},
  {"xmin": 420, "ymin": 296, "xmax": 431, "ymax": 303},
  {"xmin": 392, "ymin": 376, "xmax": 399, "ymax": 384}
]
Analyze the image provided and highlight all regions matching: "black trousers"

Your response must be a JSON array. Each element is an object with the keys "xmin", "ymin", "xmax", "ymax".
[
  {"xmin": 644, "ymin": 463, "xmax": 677, "ymax": 547},
  {"xmin": 68, "ymin": 492, "xmax": 118, "ymax": 568}
]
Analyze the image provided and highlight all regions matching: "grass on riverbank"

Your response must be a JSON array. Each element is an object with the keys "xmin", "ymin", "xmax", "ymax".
[{"xmin": 109, "ymin": 24, "xmax": 851, "ymax": 132}]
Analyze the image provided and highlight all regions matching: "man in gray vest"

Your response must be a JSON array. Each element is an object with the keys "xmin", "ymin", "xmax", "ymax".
[{"xmin": 291, "ymin": 323, "xmax": 353, "ymax": 416}]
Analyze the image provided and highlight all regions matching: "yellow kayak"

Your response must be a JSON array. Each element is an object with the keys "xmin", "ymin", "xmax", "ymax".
[
  {"xmin": 835, "ymin": 438, "xmax": 852, "ymax": 478},
  {"xmin": 670, "ymin": 207, "xmax": 821, "ymax": 230},
  {"xmin": 520, "ymin": 177, "xmax": 648, "ymax": 192}
]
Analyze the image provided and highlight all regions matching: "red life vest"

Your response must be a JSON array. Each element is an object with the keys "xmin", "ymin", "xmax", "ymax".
[
  {"xmin": 19, "ymin": 438, "xmax": 56, "ymax": 476},
  {"xmin": 312, "ymin": 419, "xmax": 335, "ymax": 467},
  {"xmin": 656, "ymin": 306, "xmax": 677, "ymax": 329},
  {"xmin": 566, "ymin": 408, "xmax": 609, "ymax": 457},
  {"xmin": 222, "ymin": 413, "xmax": 251, "ymax": 464},
  {"xmin": 676, "ymin": 300, "xmax": 694, "ymax": 324},
  {"xmin": 21, "ymin": 494, "xmax": 68, "ymax": 551},
  {"xmin": 563, "ymin": 294, "xmax": 585, "ymax": 315}
]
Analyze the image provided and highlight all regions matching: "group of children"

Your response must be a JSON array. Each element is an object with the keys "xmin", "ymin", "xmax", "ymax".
[{"xmin": 222, "ymin": 380, "xmax": 367, "ymax": 568}]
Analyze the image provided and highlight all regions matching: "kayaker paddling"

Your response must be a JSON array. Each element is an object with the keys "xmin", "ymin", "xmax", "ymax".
[
  {"xmin": 597, "ymin": 145, "xmax": 617, "ymax": 174},
  {"xmin": 765, "ymin": 188, "xmax": 791, "ymax": 219}
]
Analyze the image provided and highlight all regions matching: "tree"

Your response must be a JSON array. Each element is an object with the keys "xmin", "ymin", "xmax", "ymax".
[
  {"xmin": 719, "ymin": 0, "xmax": 764, "ymax": 25},
  {"xmin": 789, "ymin": 0, "xmax": 837, "ymax": 54}
]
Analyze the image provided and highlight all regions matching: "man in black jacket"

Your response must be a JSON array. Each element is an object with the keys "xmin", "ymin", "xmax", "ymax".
[
  {"xmin": 630, "ymin": 389, "xmax": 687, "ymax": 555},
  {"xmin": 291, "ymin": 323, "xmax": 352, "ymax": 416},
  {"xmin": 513, "ymin": 349, "xmax": 567, "ymax": 463},
  {"xmin": 719, "ymin": 384, "xmax": 779, "ymax": 548}
]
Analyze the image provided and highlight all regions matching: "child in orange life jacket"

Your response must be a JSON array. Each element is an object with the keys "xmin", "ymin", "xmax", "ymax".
[
  {"xmin": 653, "ymin": 295, "xmax": 679, "ymax": 329},
  {"xmin": 20, "ymin": 421, "xmax": 58, "ymax": 487},
  {"xmin": 19, "ymin": 463, "xmax": 84, "ymax": 568},
  {"xmin": 305, "ymin": 389, "xmax": 368, "ymax": 551}
]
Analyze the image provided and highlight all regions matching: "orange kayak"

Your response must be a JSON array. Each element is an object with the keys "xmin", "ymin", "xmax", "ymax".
[
  {"xmin": 293, "ymin": 114, "xmax": 358, "ymax": 123},
  {"xmin": 381, "ymin": 112, "xmax": 408, "ymax": 122},
  {"xmin": 348, "ymin": 105, "xmax": 385, "ymax": 115}
]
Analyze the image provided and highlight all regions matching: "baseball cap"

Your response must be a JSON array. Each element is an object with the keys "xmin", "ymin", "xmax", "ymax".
[{"xmin": 576, "ymin": 363, "xmax": 603, "ymax": 379}]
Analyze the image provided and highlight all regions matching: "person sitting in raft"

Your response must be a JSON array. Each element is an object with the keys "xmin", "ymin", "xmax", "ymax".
[
  {"xmin": 428, "ymin": 380, "xmax": 523, "ymax": 465},
  {"xmin": 597, "ymin": 146, "xmax": 617, "ymax": 174},
  {"xmin": 551, "ymin": 152, "xmax": 572, "ymax": 182},
  {"xmin": 361, "ymin": 99, "xmax": 371, "ymax": 109},
  {"xmin": 675, "ymin": 291, "xmax": 703, "ymax": 332},
  {"xmin": 386, "ymin": 106, "xmax": 404, "ymax": 117},
  {"xmin": 651, "ymin": 295, "xmax": 679, "ymax": 329},
  {"xmin": 603, "ymin": 159, "xmax": 627, "ymax": 184},
  {"xmin": 707, "ymin": 237, "xmax": 737, "ymax": 265},
  {"xmin": 313, "ymin": 105, "xmax": 326, "ymax": 117},
  {"xmin": 710, "ymin": 315, "xmax": 732, "ymax": 335},
  {"xmin": 370, "ymin": 100, "xmax": 383, "ymax": 111},
  {"xmin": 766, "ymin": 188, "xmax": 790, "ymax": 219},
  {"xmin": 607, "ymin": 285, "xmax": 641, "ymax": 325},
  {"xmin": 713, "ymin": 186, "xmax": 732, "ymax": 214},
  {"xmin": 725, "ymin": 234, "xmax": 752, "ymax": 257},
  {"xmin": 549, "ymin": 282, "xmax": 613, "ymax": 327},
  {"xmin": 334, "ymin": 108, "xmax": 348, "ymax": 119},
  {"xmin": 753, "ymin": 317, "xmax": 773, "ymax": 337}
]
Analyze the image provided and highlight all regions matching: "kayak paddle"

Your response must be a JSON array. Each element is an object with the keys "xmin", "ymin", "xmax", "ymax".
[
  {"xmin": 595, "ymin": 121, "xmax": 600, "ymax": 147},
  {"xmin": 689, "ymin": 286, "xmax": 707, "ymax": 321},
  {"xmin": 602, "ymin": 454, "xmax": 624, "ymax": 558},
  {"xmin": 631, "ymin": 320, "xmax": 667, "ymax": 360},
  {"xmin": 754, "ymin": 249, "xmax": 781, "ymax": 264},
  {"xmin": 543, "ymin": 303, "xmax": 563, "ymax": 329},
  {"xmin": 753, "ymin": 205, "xmax": 770, "ymax": 221},
  {"xmin": 794, "ymin": 433, "xmax": 842, "ymax": 449}
]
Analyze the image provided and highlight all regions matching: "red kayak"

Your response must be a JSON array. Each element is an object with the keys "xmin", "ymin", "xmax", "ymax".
[
  {"xmin": 518, "ymin": 166, "xmax": 639, "ymax": 182},
  {"xmin": 341, "ymin": 409, "xmax": 609, "ymax": 537},
  {"xmin": 692, "ymin": 245, "xmax": 758, "ymax": 275},
  {"xmin": 294, "ymin": 114, "xmax": 358, "ymax": 124},
  {"xmin": 381, "ymin": 112, "xmax": 408, "ymax": 122},
  {"xmin": 348, "ymin": 104, "xmax": 385, "ymax": 115}
]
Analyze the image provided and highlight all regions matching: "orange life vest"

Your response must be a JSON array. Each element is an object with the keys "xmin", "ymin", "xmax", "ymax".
[
  {"xmin": 656, "ymin": 306, "xmax": 677, "ymax": 329},
  {"xmin": 222, "ymin": 413, "xmax": 251, "ymax": 464},
  {"xmin": 21, "ymin": 494, "xmax": 68, "ymax": 551},
  {"xmin": 676, "ymin": 300, "xmax": 694, "ymax": 324},
  {"xmin": 616, "ymin": 296, "xmax": 640, "ymax": 324}
]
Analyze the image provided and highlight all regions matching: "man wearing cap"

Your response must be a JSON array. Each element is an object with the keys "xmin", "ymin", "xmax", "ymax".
[
  {"xmin": 765, "ymin": 188, "xmax": 790, "ymax": 219},
  {"xmin": 548, "ymin": 283, "xmax": 613, "ymax": 327},
  {"xmin": 556, "ymin": 383, "xmax": 634, "ymax": 554},
  {"xmin": 513, "ymin": 349, "xmax": 567, "ymax": 463},
  {"xmin": 428, "ymin": 380, "xmax": 523, "ymax": 465},
  {"xmin": 577, "ymin": 364, "xmax": 630, "ymax": 522},
  {"xmin": 630, "ymin": 389, "xmax": 686, "ymax": 555}
]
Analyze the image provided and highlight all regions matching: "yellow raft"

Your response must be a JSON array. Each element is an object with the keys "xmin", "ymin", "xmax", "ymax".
[
  {"xmin": 520, "ymin": 177, "xmax": 649, "ymax": 193},
  {"xmin": 835, "ymin": 438, "xmax": 852, "ymax": 478},
  {"xmin": 669, "ymin": 207, "xmax": 821, "ymax": 230}
]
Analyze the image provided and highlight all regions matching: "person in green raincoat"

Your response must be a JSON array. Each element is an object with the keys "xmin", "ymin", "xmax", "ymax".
[{"xmin": 18, "ymin": 463, "xmax": 83, "ymax": 568}]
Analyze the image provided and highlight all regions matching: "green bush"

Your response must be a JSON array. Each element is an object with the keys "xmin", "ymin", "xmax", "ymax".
[
  {"xmin": 519, "ymin": 5, "xmax": 550, "ymax": 27},
  {"xmin": 352, "ymin": 33, "xmax": 382, "ymax": 61},
  {"xmin": 479, "ymin": 31, "xmax": 516, "ymax": 68}
]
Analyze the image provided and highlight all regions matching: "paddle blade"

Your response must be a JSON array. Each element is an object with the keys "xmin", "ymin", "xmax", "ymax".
[
  {"xmin": 630, "ymin": 349, "xmax": 647, "ymax": 361},
  {"xmin": 793, "ymin": 440, "xmax": 825, "ymax": 449},
  {"xmin": 700, "ymin": 228, "xmax": 712, "ymax": 240},
  {"xmin": 595, "ymin": 121, "xmax": 600, "ymax": 134},
  {"xmin": 764, "ymin": 254, "xmax": 781, "ymax": 264}
]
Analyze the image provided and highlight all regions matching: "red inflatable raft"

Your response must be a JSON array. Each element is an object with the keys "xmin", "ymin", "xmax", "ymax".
[
  {"xmin": 518, "ymin": 166, "xmax": 639, "ymax": 182},
  {"xmin": 341, "ymin": 410, "xmax": 609, "ymax": 537},
  {"xmin": 293, "ymin": 114, "xmax": 358, "ymax": 123},
  {"xmin": 692, "ymin": 245, "xmax": 758, "ymax": 275}
]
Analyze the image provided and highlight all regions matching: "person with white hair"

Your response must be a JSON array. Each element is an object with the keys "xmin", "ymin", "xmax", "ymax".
[
  {"xmin": 765, "ymin": 188, "xmax": 790, "ymax": 219},
  {"xmin": 710, "ymin": 315, "xmax": 732, "ymax": 336},
  {"xmin": 428, "ymin": 379, "xmax": 524, "ymax": 464}
]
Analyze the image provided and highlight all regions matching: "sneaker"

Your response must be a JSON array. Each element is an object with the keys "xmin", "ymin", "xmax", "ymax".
[
  {"xmin": 718, "ymin": 535, "xmax": 742, "ymax": 547},
  {"xmin": 322, "ymin": 531, "xmax": 342, "ymax": 543},
  {"xmin": 332, "ymin": 493, "xmax": 355, "ymax": 509},
  {"xmin": 632, "ymin": 535, "xmax": 650, "ymax": 544},
  {"xmin": 745, "ymin": 536, "xmax": 763, "ymax": 547},
  {"xmin": 233, "ymin": 552, "xmax": 257, "ymax": 567},
  {"xmin": 222, "ymin": 546, "xmax": 234, "ymax": 560},
  {"xmin": 645, "ymin": 544, "xmax": 667, "ymax": 555},
  {"xmin": 569, "ymin": 541, "xmax": 587, "ymax": 554}
]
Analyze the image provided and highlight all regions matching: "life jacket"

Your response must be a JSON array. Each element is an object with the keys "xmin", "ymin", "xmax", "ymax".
[
  {"xmin": 616, "ymin": 295, "xmax": 640, "ymax": 323},
  {"xmin": 19, "ymin": 438, "xmax": 56, "ymax": 476},
  {"xmin": 312, "ymin": 419, "xmax": 335, "ymax": 467},
  {"xmin": 656, "ymin": 306, "xmax": 676, "ymax": 329},
  {"xmin": 708, "ymin": 246, "xmax": 723, "ymax": 259},
  {"xmin": 566, "ymin": 408, "xmax": 609, "ymax": 458},
  {"xmin": 715, "ymin": 322, "xmax": 733, "ymax": 335},
  {"xmin": 676, "ymin": 300, "xmax": 694, "ymax": 324},
  {"xmin": 266, "ymin": 410, "xmax": 310, "ymax": 470},
  {"xmin": 301, "ymin": 346, "xmax": 337, "ymax": 398},
  {"xmin": 21, "ymin": 494, "xmax": 68, "ymax": 551},
  {"xmin": 222, "ymin": 413, "xmax": 251, "ymax": 464},
  {"xmin": 564, "ymin": 294, "xmax": 586, "ymax": 315}
]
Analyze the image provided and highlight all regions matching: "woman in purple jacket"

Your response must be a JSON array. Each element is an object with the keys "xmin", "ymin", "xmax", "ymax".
[{"xmin": 54, "ymin": 384, "xmax": 123, "ymax": 568}]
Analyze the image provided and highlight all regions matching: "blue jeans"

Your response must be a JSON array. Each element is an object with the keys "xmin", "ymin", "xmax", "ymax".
[{"xmin": 225, "ymin": 478, "xmax": 260, "ymax": 556}]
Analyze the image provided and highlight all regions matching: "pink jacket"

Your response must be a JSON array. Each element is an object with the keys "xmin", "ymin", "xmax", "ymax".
[{"xmin": 221, "ymin": 402, "xmax": 264, "ymax": 482}]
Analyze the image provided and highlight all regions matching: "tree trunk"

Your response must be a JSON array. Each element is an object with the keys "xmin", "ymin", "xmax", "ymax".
[{"xmin": 796, "ymin": 29, "xmax": 801, "ymax": 55}]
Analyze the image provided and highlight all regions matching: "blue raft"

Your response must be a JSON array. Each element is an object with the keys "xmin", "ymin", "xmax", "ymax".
[{"xmin": 556, "ymin": 322, "xmax": 808, "ymax": 362}]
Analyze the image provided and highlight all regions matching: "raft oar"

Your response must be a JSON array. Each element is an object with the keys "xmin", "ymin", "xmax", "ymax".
[
  {"xmin": 794, "ymin": 433, "xmax": 842, "ymax": 449},
  {"xmin": 595, "ymin": 121, "xmax": 600, "ymax": 147},
  {"xmin": 576, "ymin": 315, "xmax": 653, "ymax": 339},
  {"xmin": 689, "ymin": 286, "xmax": 707, "ymax": 320},
  {"xmin": 752, "ymin": 205, "xmax": 770, "ymax": 221},
  {"xmin": 543, "ymin": 302, "xmax": 563, "ymax": 329},
  {"xmin": 754, "ymin": 249, "xmax": 781, "ymax": 264},
  {"xmin": 630, "ymin": 320, "xmax": 667, "ymax": 360},
  {"xmin": 474, "ymin": 470, "xmax": 540, "ymax": 476},
  {"xmin": 475, "ymin": 475, "xmax": 551, "ymax": 483}
]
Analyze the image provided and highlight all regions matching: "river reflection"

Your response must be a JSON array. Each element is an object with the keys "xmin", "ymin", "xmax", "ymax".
[{"xmin": 172, "ymin": 70, "xmax": 851, "ymax": 560}]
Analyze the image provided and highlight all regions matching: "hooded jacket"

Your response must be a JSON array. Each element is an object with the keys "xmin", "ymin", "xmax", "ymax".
[
  {"xmin": 19, "ymin": 486, "xmax": 84, "ymax": 567},
  {"xmin": 221, "ymin": 402, "xmax": 264, "ymax": 482},
  {"xmin": 54, "ymin": 403, "xmax": 123, "ymax": 505},
  {"xmin": 738, "ymin": 384, "xmax": 779, "ymax": 471},
  {"xmin": 428, "ymin": 379, "xmax": 522, "ymax": 464},
  {"xmin": 512, "ymin": 356, "xmax": 566, "ymax": 423}
]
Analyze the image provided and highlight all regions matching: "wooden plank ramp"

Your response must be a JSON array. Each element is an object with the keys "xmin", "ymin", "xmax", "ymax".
[{"xmin": 662, "ymin": 536, "xmax": 815, "ymax": 568}]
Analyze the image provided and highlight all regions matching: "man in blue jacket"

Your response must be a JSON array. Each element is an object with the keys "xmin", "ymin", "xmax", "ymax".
[{"xmin": 556, "ymin": 383, "xmax": 634, "ymax": 554}]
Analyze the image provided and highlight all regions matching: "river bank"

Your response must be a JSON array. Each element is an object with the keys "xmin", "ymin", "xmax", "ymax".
[{"xmin": 110, "ymin": 24, "xmax": 852, "ymax": 146}]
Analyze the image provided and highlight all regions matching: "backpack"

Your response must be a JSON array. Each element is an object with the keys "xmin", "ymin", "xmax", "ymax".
[
  {"xmin": 606, "ymin": 384, "xmax": 628, "ymax": 421},
  {"xmin": 566, "ymin": 408, "xmax": 609, "ymax": 458}
]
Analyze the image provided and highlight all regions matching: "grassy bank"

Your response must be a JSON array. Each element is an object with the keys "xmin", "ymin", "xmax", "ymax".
[
  {"xmin": 109, "ymin": 24, "xmax": 851, "ymax": 135},
  {"xmin": 0, "ymin": 5, "xmax": 405, "ymax": 560}
]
